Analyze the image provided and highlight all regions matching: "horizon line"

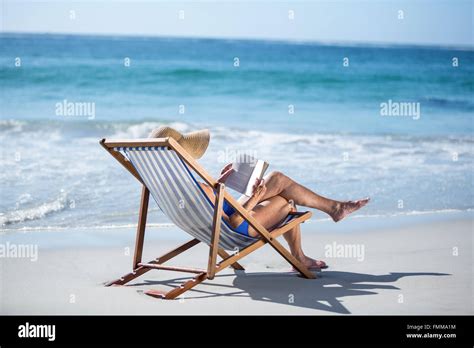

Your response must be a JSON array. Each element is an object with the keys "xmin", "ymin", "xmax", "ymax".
[{"xmin": 1, "ymin": 31, "xmax": 473, "ymax": 51}]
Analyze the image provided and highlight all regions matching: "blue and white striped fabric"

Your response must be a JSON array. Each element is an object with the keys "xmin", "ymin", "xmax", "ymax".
[{"xmin": 115, "ymin": 146, "xmax": 260, "ymax": 250}]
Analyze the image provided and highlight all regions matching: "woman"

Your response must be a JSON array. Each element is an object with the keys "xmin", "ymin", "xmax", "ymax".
[{"xmin": 150, "ymin": 126, "xmax": 369, "ymax": 271}]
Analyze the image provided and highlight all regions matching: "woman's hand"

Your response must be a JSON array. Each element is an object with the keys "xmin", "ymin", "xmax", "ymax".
[
  {"xmin": 220, "ymin": 163, "xmax": 233, "ymax": 175},
  {"xmin": 217, "ymin": 163, "xmax": 234, "ymax": 184},
  {"xmin": 251, "ymin": 178, "xmax": 267, "ymax": 201}
]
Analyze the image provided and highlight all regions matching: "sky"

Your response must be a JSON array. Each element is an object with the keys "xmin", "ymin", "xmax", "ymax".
[{"xmin": 1, "ymin": 0, "xmax": 473, "ymax": 47}]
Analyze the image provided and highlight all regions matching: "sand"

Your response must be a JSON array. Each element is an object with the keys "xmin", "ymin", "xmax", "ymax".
[{"xmin": 0, "ymin": 216, "xmax": 472, "ymax": 315}]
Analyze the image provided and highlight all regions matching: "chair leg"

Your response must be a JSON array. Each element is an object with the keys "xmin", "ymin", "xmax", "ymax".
[
  {"xmin": 146, "ymin": 273, "xmax": 208, "ymax": 300},
  {"xmin": 247, "ymin": 218, "xmax": 316, "ymax": 279},
  {"xmin": 218, "ymin": 248, "xmax": 244, "ymax": 270},
  {"xmin": 146, "ymin": 228, "xmax": 314, "ymax": 299},
  {"xmin": 214, "ymin": 226, "xmax": 316, "ymax": 280},
  {"xmin": 207, "ymin": 183, "xmax": 224, "ymax": 279},
  {"xmin": 265, "ymin": 238, "xmax": 316, "ymax": 279},
  {"xmin": 143, "ymin": 249, "xmax": 243, "ymax": 300},
  {"xmin": 133, "ymin": 186, "xmax": 150, "ymax": 269},
  {"xmin": 105, "ymin": 238, "xmax": 200, "ymax": 286},
  {"xmin": 107, "ymin": 217, "xmax": 313, "ymax": 299}
]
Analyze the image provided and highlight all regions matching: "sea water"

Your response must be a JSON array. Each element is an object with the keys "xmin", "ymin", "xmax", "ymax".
[{"xmin": 1, "ymin": 33, "xmax": 473, "ymax": 235}]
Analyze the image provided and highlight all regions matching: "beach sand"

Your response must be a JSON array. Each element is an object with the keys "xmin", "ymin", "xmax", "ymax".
[{"xmin": 1, "ymin": 216, "xmax": 472, "ymax": 315}]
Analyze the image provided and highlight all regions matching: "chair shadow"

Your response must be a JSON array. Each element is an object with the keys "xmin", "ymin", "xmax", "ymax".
[{"xmin": 129, "ymin": 270, "xmax": 450, "ymax": 314}]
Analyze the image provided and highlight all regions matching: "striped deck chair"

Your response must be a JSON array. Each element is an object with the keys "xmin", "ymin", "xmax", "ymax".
[{"xmin": 100, "ymin": 137, "xmax": 315, "ymax": 299}]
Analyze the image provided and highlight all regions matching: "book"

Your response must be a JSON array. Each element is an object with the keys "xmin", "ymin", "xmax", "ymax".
[{"xmin": 224, "ymin": 154, "xmax": 269, "ymax": 196}]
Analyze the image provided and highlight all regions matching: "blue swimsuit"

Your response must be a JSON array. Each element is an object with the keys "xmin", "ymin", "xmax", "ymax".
[{"xmin": 222, "ymin": 200, "xmax": 250, "ymax": 236}]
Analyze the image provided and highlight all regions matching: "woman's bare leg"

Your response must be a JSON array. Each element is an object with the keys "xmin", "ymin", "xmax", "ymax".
[
  {"xmin": 253, "ymin": 171, "xmax": 369, "ymax": 222},
  {"xmin": 246, "ymin": 195, "xmax": 293, "ymax": 237},
  {"xmin": 248, "ymin": 195, "xmax": 327, "ymax": 267},
  {"xmin": 283, "ymin": 223, "xmax": 327, "ymax": 269}
]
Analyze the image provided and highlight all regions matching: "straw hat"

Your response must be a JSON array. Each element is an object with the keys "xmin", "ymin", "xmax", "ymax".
[{"xmin": 149, "ymin": 126, "xmax": 210, "ymax": 159}]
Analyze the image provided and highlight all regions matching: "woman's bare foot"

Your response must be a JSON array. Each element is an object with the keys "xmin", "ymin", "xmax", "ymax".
[
  {"xmin": 331, "ymin": 197, "xmax": 370, "ymax": 222},
  {"xmin": 294, "ymin": 255, "xmax": 328, "ymax": 271}
]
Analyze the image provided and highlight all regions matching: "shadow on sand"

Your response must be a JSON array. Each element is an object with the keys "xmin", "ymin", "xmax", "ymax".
[{"xmin": 131, "ymin": 270, "xmax": 449, "ymax": 314}]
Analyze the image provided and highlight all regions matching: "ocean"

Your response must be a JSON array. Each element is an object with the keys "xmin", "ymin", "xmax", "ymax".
[{"xmin": 1, "ymin": 33, "xmax": 473, "ymax": 234}]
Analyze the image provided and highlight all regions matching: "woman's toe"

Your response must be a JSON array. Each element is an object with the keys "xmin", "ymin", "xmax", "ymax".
[{"xmin": 314, "ymin": 260, "xmax": 327, "ymax": 268}]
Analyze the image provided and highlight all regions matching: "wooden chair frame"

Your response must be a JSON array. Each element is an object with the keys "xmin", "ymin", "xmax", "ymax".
[{"xmin": 100, "ymin": 137, "xmax": 315, "ymax": 300}]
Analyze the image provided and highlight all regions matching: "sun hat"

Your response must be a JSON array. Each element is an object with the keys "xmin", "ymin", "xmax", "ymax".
[{"xmin": 148, "ymin": 126, "xmax": 210, "ymax": 159}]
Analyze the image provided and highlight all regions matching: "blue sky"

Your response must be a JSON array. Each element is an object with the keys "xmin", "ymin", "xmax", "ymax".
[{"xmin": 1, "ymin": 0, "xmax": 472, "ymax": 47}]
